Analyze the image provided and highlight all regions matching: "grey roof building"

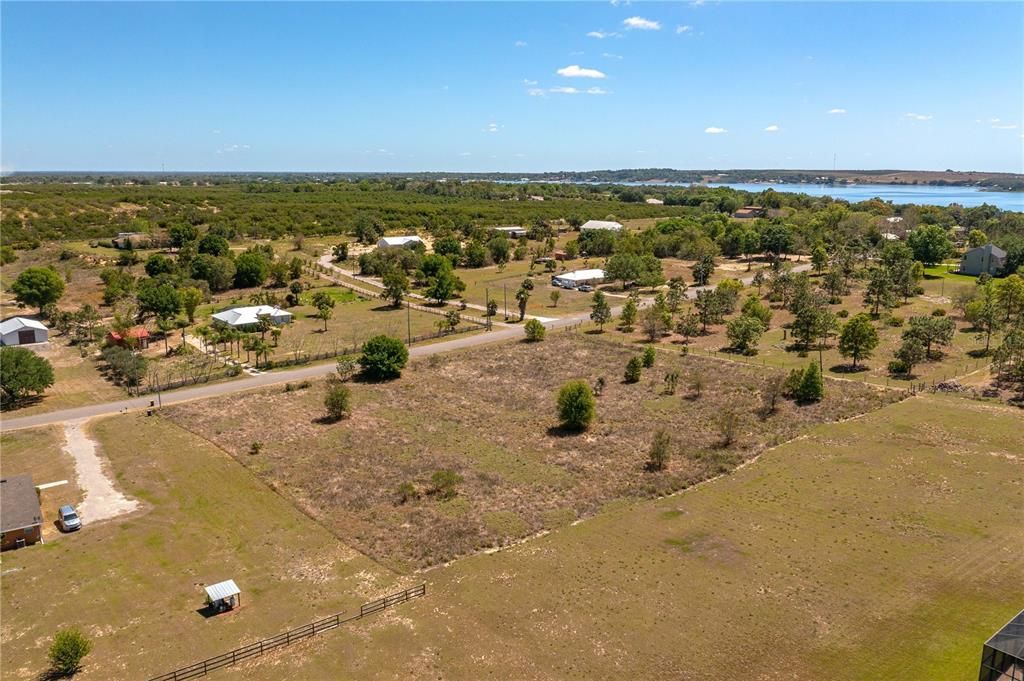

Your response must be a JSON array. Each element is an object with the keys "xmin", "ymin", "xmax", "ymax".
[
  {"xmin": 1, "ymin": 475, "xmax": 43, "ymax": 551},
  {"xmin": 960, "ymin": 243, "xmax": 1007, "ymax": 277},
  {"xmin": 979, "ymin": 609, "xmax": 1024, "ymax": 681}
]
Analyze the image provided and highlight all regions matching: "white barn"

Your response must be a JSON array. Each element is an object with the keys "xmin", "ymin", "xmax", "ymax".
[
  {"xmin": 551, "ymin": 269, "xmax": 606, "ymax": 289},
  {"xmin": 211, "ymin": 305, "xmax": 293, "ymax": 330},
  {"xmin": 0, "ymin": 317, "xmax": 48, "ymax": 346},
  {"xmin": 377, "ymin": 236, "xmax": 425, "ymax": 249},
  {"xmin": 579, "ymin": 220, "xmax": 624, "ymax": 232}
]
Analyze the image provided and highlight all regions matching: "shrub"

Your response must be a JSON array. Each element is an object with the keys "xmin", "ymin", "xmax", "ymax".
[
  {"xmin": 886, "ymin": 315, "xmax": 905, "ymax": 327},
  {"xmin": 48, "ymin": 628, "xmax": 92, "ymax": 676},
  {"xmin": 324, "ymin": 384, "xmax": 352, "ymax": 421},
  {"xmin": 795, "ymin": 362, "xmax": 825, "ymax": 403},
  {"xmin": 716, "ymin": 410, "xmax": 741, "ymax": 447},
  {"xmin": 0, "ymin": 347, "xmax": 55, "ymax": 401},
  {"xmin": 359, "ymin": 335, "xmax": 408, "ymax": 380},
  {"xmin": 624, "ymin": 356, "xmax": 643, "ymax": 383},
  {"xmin": 556, "ymin": 380, "xmax": 596, "ymax": 430},
  {"xmin": 663, "ymin": 370, "xmax": 680, "ymax": 395},
  {"xmin": 641, "ymin": 346, "xmax": 656, "ymax": 368},
  {"xmin": 248, "ymin": 442, "xmax": 263, "ymax": 456},
  {"xmin": 430, "ymin": 470, "xmax": 463, "ymax": 500},
  {"xmin": 396, "ymin": 481, "xmax": 419, "ymax": 504},
  {"xmin": 783, "ymin": 368, "xmax": 804, "ymax": 396},
  {"xmin": 888, "ymin": 359, "xmax": 910, "ymax": 375},
  {"xmin": 524, "ymin": 318, "xmax": 546, "ymax": 342},
  {"xmin": 931, "ymin": 308, "xmax": 947, "ymax": 316},
  {"xmin": 836, "ymin": 309, "xmax": 850, "ymax": 318},
  {"xmin": 647, "ymin": 430, "xmax": 671, "ymax": 471}
]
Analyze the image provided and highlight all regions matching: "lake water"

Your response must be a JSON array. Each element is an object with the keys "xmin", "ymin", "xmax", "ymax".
[{"xmin": 706, "ymin": 182, "xmax": 1023, "ymax": 211}]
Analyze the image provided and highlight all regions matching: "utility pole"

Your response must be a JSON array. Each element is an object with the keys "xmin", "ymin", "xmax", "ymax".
[
  {"xmin": 485, "ymin": 287, "xmax": 491, "ymax": 330},
  {"xmin": 406, "ymin": 301, "xmax": 412, "ymax": 345},
  {"xmin": 503, "ymin": 284, "xmax": 508, "ymax": 321}
]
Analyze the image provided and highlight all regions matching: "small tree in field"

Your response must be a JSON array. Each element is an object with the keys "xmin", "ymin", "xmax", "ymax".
[
  {"xmin": 663, "ymin": 369, "xmax": 680, "ymax": 395},
  {"xmin": 430, "ymin": 470, "xmax": 463, "ymax": 500},
  {"xmin": 619, "ymin": 297, "xmax": 638, "ymax": 332},
  {"xmin": 795, "ymin": 362, "xmax": 824, "ymax": 403},
  {"xmin": 359, "ymin": 335, "xmax": 408, "ymax": 380},
  {"xmin": 549, "ymin": 290, "xmax": 561, "ymax": 308},
  {"xmin": 641, "ymin": 346, "xmax": 656, "ymax": 368},
  {"xmin": 48, "ymin": 628, "xmax": 92, "ymax": 676},
  {"xmin": 647, "ymin": 430, "xmax": 671, "ymax": 471},
  {"xmin": 716, "ymin": 410, "xmax": 740, "ymax": 447},
  {"xmin": 556, "ymin": 380, "xmax": 596, "ymax": 431},
  {"xmin": 761, "ymin": 374, "xmax": 786, "ymax": 416},
  {"xmin": 524, "ymin": 318, "xmax": 546, "ymax": 341},
  {"xmin": 324, "ymin": 384, "xmax": 352, "ymax": 421},
  {"xmin": 590, "ymin": 291, "xmax": 612, "ymax": 331},
  {"xmin": 690, "ymin": 370, "xmax": 705, "ymax": 399},
  {"xmin": 624, "ymin": 356, "xmax": 643, "ymax": 383},
  {"xmin": 838, "ymin": 313, "xmax": 880, "ymax": 368}
]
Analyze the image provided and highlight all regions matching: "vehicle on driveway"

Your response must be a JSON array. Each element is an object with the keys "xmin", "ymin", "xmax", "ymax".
[
  {"xmin": 577, "ymin": 284, "xmax": 594, "ymax": 292},
  {"xmin": 58, "ymin": 505, "xmax": 82, "ymax": 532}
]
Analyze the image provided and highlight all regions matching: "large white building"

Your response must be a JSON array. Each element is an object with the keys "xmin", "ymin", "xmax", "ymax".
[
  {"xmin": 579, "ymin": 220, "xmax": 624, "ymax": 232},
  {"xmin": 211, "ymin": 305, "xmax": 293, "ymax": 329},
  {"xmin": 0, "ymin": 317, "xmax": 48, "ymax": 346},
  {"xmin": 377, "ymin": 236, "xmax": 425, "ymax": 249},
  {"xmin": 551, "ymin": 269, "xmax": 606, "ymax": 288}
]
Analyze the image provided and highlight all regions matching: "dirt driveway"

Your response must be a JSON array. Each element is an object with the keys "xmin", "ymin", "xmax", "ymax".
[{"xmin": 62, "ymin": 418, "xmax": 139, "ymax": 523}]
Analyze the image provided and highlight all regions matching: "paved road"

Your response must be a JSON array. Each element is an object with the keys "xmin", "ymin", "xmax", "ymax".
[{"xmin": 0, "ymin": 260, "xmax": 808, "ymax": 432}]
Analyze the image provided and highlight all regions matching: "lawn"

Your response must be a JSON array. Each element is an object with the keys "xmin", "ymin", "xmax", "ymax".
[
  {"xmin": 164, "ymin": 332, "xmax": 900, "ymax": 572},
  {"xmin": 0, "ymin": 416, "xmax": 404, "ymax": 681},
  {"xmin": 221, "ymin": 394, "xmax": 1023, "ymax": 681}
]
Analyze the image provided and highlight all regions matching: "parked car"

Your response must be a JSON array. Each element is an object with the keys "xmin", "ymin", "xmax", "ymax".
[
  {"xmin": 577, "ymin": 284, "xmax": 594, "ymax": 293},
  {"xmin": 58, "ymin": 505, "xmax": 81, "ymax": 532}
]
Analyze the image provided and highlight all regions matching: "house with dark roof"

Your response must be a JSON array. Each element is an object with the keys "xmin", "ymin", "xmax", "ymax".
[
  {"xmin": 1, "ymin": 475, "xmax": 43, "ymax": 551},
  {"xmin": 979, "ymin": 609, "xmax": 1024, "ymax": 681},
  {"xmin": 959, "ymin": 243, "xmax": 1007, "ymax": 276}
]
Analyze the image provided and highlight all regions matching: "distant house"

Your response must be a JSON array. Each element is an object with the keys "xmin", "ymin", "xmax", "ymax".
[
  {"xmin": 978, "ymin": 609, "xmax": 1024, "ymax": 681},
  {"xmin": 732, "ymin": 206, "xmax": 768, "ymax": 219},
  {"xmin": 212, "ymin": 305, "xmax": 293, "ymax": 330},
  {"xmin": 551, "ymin": 269, "xmax": 605, "ymax": 289},
  {"xmin": 107, "ymin": 327, "xmax": 151, "ymax": 349},
  {"xmin": 1, "ymin": 475, "xmax": 43, "ymax": 551},
  {"xmin": 885, "ymin": 216, "xmax": 904, "ymax": 225},
  {"xmin": 377, "ymin": 236, "xmax": 425, "ymax": 249},
  {"xmin": 645, "ymin": 198, "xmax": 664, "ymax": 205},
  {"xmin": 528, "ymin": 195, "xmax": 545, "ymax": 201},
  {"xmin": 112, "ymin": 232, "xmax": 152, "ymax": 249},
  {"xmin": 579, "ymin": 220, "xmax": 623, "ymax": 232},
  {"xmin": 880, "ymin": 232, "xmax": 901, "ymax": 241},
  {"xmin": 0, "ymin": 317, "xmax": 48, "ymax": 346},
  {"xmin": 492, "ymin": 226, "xmax": 529, "ymax": 239},
  {"xmin": 959, "ymin": 243, "xmax": 1007, "ymax": 276}
]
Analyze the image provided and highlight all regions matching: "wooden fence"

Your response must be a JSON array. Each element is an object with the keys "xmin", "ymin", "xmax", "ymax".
[{"xmin": 147, "ymin": 584, "xmax": 426, "ymax": 681}]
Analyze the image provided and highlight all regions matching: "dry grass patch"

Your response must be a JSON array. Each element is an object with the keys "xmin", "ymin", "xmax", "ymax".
[{"xmin": 166, "ymin": 333, "xmax": 901, "ymax": 571}]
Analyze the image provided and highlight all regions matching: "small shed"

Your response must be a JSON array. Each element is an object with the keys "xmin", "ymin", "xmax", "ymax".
[
  {"xmin": 377, "ymin": 236, "xmax": 425, "ymax": 249},
  {"xmin": 0, "ymin": 317, "xmax": 49, "ymax": 346},
  {"xmin": 1, "ymin": 475, "xmax": 43, "ymax": 551},
  {"xmin": 107, "ymin": 327, "xmax": 151, "ymax": 349},
  {"xmin": 204, "ymin": 579, "xmax": 241, "ymax": 613},
  {"xmin": 579, "ymin": 220, "xmax": 623, "ymax": 232}
]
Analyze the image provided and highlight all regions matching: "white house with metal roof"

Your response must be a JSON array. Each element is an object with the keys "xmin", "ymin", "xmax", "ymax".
[
  {"xmin": 0, "ymin": 317, "xmax": 48, "ymax": 346},
  {"xmin": 211, "ymin": 305, "xmax": 293, "ymax": 330},
  {"xmin": 579, "ymin": 220, "xmax": 624, "ymax": 232},
  {"xmin": 551, "ymin": 269, "xmax": 606, "ymax": 288},
  {"xmin": 377, "ymin": 235, "xmax": 425, "ymax": 249}
]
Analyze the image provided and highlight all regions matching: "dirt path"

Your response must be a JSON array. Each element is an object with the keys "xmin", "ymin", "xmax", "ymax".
[{"xmin": 62, "ymin": 418, "xmax": 139, "ymax": 523}]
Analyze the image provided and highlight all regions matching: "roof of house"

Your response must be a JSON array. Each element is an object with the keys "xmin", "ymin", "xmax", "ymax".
[
  {"xmin": 580, "ymin": 220, "xmax": 623, "ymax": 231},
  {"xmin": 493, "ymin": 225, "xmax": 527, "ymax": 232},
  {"xmin": 553, "ymin": 269, "xmax": 606, "ymax": 282},
  {"xmin": 0, "ymin": 475, "xmax": 42, "ymax": 533},
  {"xmin": 212, "ymin": 305, "xmax": 292, "ymax": 327},
  {"xmin": 205, "ymin": 579, "xmax": 240, "ymax": 602},
  {"xmin": 885, "ymin": 216, "xmax": 904, "ymax": 223},
  {"xmin": 0, "ymin": 317, "xmax": 48, "ymax": 335},
  {"xmin": 379, "ymin": 236, "xmax": 424, "ymax": 247},
  {"xmin": 985, "ymin": 609, "xmax": 1024, "ymax": 660},
  {"xmin": 965, "ymin": 243, "xmax": 1008, "ymax": 258},
  {"xmin": 108, "ymin": 327, "xmax": 150, "ymax": 341}
]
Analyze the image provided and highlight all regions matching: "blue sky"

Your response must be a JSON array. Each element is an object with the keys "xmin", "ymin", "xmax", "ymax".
[{"xmin": 2, "ymin": 2, "xmax": 1022, "ymax": 173}]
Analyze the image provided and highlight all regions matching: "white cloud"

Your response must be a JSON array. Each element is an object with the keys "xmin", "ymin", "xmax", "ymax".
[
  {"xmin": 458, "ymin": 152, "xmax": 472, "ymax": 157},
  {"xmin": 992, "ymin": 123, "xmax": 1019, "ymax": 130},
  {"xmin": 569, "ymin": 50, "xmax": 584, "ymax": 56},
  {"xmin": 216, "ymin": 144, "xmax": 250, "ymax": 154},
  {"xmin": 764, "ymin": 124, "xmax": 780, "ymax": 132},
  {"xmin": 514, "ymin": 40, "xmax": 527, "ymax": 48},
  {"xmin": 704, "ymin": 127, "xmax": 727, "ymax": 134},
  {"xmin": 549, "ymin": 86, "xmax": 580, "ymax": 94},
  {"xmin": 676, "ymin": 25, "xmax": 693, "ymax": 34},
  {"xmin": 904, "ymin": 112, "xmax": 933, "ymax": 121},
  {"xmin": 587, "ymin": 30, "xmax": 619, "ymax": 39},
  {"xmin": 690, "ymin": 0, "xmax": 705, "ymax": 6},
  {"xmin": 586, "ymin": 87, "xmax": 610, "ymax": 95},
  {"xmin": 827, "ymin": 108, "xmax": 847, "ymax": 115},
  {"xmin": 556, "ymin": 64, "xmax": 606, "ymax": 79},
  {"xmin": 602, "ymin": 52, "xmax": 623, "ymax": 60},
  {"xmin": 484, "ymin": 122, "xmax": 501, "ymax": 133},
  {"xmin": 523, "ymin": 79, "xmax": 538, "ymax": 86},
  {"xmin": 610, "ymin": 0, "xmax": 630, "ymax": 6},
  {"xmin": 527, "ymin": 88, "xmax": 546, "ymax": 97},
  {"xmin": 624, "ymin": 16, "xmax": 660, "ymax": 30}
]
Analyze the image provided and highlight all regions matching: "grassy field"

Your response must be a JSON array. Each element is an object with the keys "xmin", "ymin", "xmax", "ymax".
[
  {"xmin": 0, "ymin": 416, "xmax": 404, "ymax": 680},
  {"xmin": 0, "ymin": 425, "xmax": 82, "ymax": 540},
  {"xmin": 164, "ymin": 332, "xmax": 900, "ymax": 571},
  {"xmin": 214, "ymin": 394, "xmax": 1023, "ymax": 681}
]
